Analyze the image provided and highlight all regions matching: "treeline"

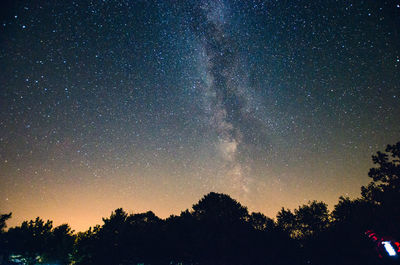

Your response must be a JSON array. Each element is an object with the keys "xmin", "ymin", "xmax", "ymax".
[{"xmin": 0, "ymin": 141, "xmax": 399, "ymax": 265}]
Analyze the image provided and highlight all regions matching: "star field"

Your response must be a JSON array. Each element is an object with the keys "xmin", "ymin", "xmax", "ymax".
[{"xmin": 1, "ymin": 0, "xmax": 399, "ymax": 231}]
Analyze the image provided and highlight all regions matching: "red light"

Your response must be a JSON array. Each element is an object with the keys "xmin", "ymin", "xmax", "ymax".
[{"xmin": 394, "ymin": 241, "xmax": 400, "ymax": 252}]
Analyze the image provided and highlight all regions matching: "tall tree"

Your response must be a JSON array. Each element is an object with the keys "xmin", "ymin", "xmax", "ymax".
[
  {"xmin": 191, "ymin": 192, "xmax": 251, "ymax": 264},
  {"xmin": 361, "ymin": 141, "xmax": 400, "ymax": 205},
  {"xmin": 361, "ymin": 142, "xmax": 400, "ymax": 235}
]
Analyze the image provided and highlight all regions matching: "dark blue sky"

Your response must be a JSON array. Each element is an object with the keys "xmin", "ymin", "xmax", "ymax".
[{"xmin": 1, "ymin": 0, "xmax": 399, "ymax": 230}]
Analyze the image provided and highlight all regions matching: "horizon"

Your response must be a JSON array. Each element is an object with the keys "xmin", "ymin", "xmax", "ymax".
[
  {"xmin": 0, "ymin": 183, "xmax": 374, "ymax": 232},
  {"xmin": 0, "ymin": 163, "xmax": 378, "ymax": 232}
]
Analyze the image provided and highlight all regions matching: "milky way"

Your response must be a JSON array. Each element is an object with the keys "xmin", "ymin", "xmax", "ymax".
[{"xmin": 0, "ymin": 0, "xmax": 399, "ymax": 231}]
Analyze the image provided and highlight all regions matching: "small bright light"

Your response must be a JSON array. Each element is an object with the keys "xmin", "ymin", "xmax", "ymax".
[{"xmin": 382, "ymin": 241, "xmax": 397, "ymax": 256}]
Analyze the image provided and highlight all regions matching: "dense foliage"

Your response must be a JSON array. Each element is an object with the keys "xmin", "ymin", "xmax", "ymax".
[{"xmin": 1, "ymin": 141, "xmax": 399, "ymax": 265}]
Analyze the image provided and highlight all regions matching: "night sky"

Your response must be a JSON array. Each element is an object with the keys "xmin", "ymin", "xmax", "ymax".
[{"xmin": 1, "ymin": 0, "xmax": 399, "ymax": 231}]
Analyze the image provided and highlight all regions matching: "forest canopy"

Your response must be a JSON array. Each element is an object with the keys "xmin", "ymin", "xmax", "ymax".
[{"xmin": 1, "ymin": 141, "xmax": 399, "ymax": 265}]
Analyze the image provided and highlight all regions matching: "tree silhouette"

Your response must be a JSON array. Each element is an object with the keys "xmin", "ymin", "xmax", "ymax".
[
  {"xmin": 0, "ymin": 213, "xmax": 12, "ymax": 232},
  {"xmin": 44, "ymin": 224, "xmax": 75, "ymax": 265},
  {"xmin": 73, "ymin": 208, "xmax": 165, "ymax": 265},
  {"xmin": 124, "ymin": 210, "xmax": 164, "ymax": 264},
  {"xmin": 277, "ymin": 201, "xmax": 329, "ymax": 239},
  {"xmin": 73, "ymin": 225, "xmax": 101, "ymax": 265},
  {"xmin": 190, "ymin": 192, "xmax": 252, "ymax": 264},
  {"xmin": 331, "ymin": 196, "xmax": 374, "ymax": 228},
  {"xmin": 164, "ymin": 210, "xmax": 197, "ymax": 264},
  {"xmin": 318, "ymin": 197, "xmax": 379, "ymax": 265},
  {"xmin": 6, "ymin": 217, "xmax": 53, "ymax": 265},
  {"xmin": 248, "ymin": 212, "xmax": 275, "ymax": 232},
  {"xmin": 361, "ymin": 141, "xmax": 400, "ymax": 237},
  {"xmin": 276, "ymin": 207, "xmax": 296, "ymax": 237},
  {"xmin": 0, "ymin": 213, "xmax": 12, "ymax": 264},
  {"xmin": 192, "ymin": 192, "xmax": 249, "ymax": 223},
  {"xmin": 362, "ymin": 141, "xmax": 400, "ymax": 204}
]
